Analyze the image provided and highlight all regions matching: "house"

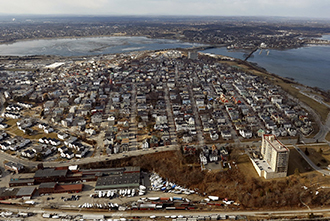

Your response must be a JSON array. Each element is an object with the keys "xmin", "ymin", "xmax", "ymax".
[
  {"xmin": 239, "ymin": 130, "xmax": 253, "ymax": 139},
  {"xmin": 58, "ymin": 133, "xmax": 69, "ymax": 140},
  {"xmin": 4, "ymin": 162, "xmax": 24, "ymax": 174},
  {"xmin": 200, "ymin": 153, "xmax": 208, "ymax": 165},
  {"xmin": 76, "ymin": 147, "xmax": 89, "ymax": 158},
  {"xmin": 142, "ymin": 140, "xmax": 149, "ymax": 149},
  {"xmin": 138, "ymin": 111, "xmax": 149, "ymax": 122},
  {"xmin": 44, "ymin": 127, "xmax": 54, "ymax": 134},
  {"xmin": 220, "ymin": 146, "xmax": 229, "ymax": 161},
  {"xmin": 64, "ymin": 136, "xmax": 78, "ymax": 147},
  {"xmin": 182, "ymin": 134, "xmax": 193, "ymax": 143},
  {"xmin": 221, "ymin": 130, "xmax": 232, "ymax": 140},
  {"xmin": 85, "ymin": 128, "xmax": 96, "ymax": 135},
  {"xmin": 58, "ymin": 146, "xmax": 68, "ymax": 154},
  {"xmin": 150, "ymin": 136, "xmax": 159, "ymax": 148},
  {"xmin": 34, "ymin": 145, "xmax": 56, "ymax": 157},
  {"xmin": 104, "ymin": 133, "xmax": 115, "ymax": 146},
  {"xmin": 91, "ymin": 114, "xmax": 103, "ymax": 124},
  {"xmin": 209, "ymin": 131, "xmax": 219, "ymax": 141},
  {"xmin": 21, "ymin": 149, "xmax": 36, "ymax": 159}
]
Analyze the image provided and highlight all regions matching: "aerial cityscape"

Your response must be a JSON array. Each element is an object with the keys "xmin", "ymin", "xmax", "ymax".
[{"xmin": 0, "ymin": 1, "xmax": 330, "ymax": 221}]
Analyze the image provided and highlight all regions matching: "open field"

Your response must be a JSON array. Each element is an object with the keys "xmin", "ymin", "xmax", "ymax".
[
  {"xmin": 219, "ymin": 60, "xmax": 330, "ymax": 123},
  {"xmin": 299, "ymin": 145, "xmax": 330, "ymax": 169},
  {"xmin": 236, "ymin": 154, "xmax": 260, "ymax": 179}
]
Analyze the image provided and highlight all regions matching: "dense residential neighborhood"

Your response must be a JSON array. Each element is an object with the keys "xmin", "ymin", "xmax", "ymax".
[{"xmin": 0, "ymin": 49, "xmax": 313, "ymax": 164}]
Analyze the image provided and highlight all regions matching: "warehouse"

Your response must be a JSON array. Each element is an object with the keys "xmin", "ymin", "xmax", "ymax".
[
  {"xmin": 0, "ymin": 187, "xmax": 19, "ymax": 200},
  {"xmin": 16, "ymin": 187, "xmax": 36, "ymax": 200},
  {"xmin": 9, "ymin": 173, "xmax": 35, "ymax": 187},
  {"xmin": 95, "ymin": 172, "xmax": 140, "ymax": 191},
  {"xmin": 34, "ymin": 168, "xmax": 68, "ymax": 184},
  {"xmin": 39, "ymin": 182, "xmax": 83, "ymax": 194}
]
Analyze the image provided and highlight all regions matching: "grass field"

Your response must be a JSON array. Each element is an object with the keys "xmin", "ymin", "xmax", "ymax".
[
  {"xmin": 219, "ymin": 60, "xmax": 330, "ymax": 123},
  {"xmin": 299, "ymin": 145, "xmax": 330, "ymax": 169}
]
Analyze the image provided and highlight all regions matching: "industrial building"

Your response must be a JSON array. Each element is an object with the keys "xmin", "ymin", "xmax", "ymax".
[
  {"xmin": 39, "ymin": 182, "xmax": 83, "ymax": 194},
  {"xmin": 251, "ymin": 134, "xmax": 290, "ymax": 179},
  {"xmin": 34, "ymin": 168, "xmax": 68, "ymax": 184},
  {"xmin": 9, "ymin": 173, "xmax": 35, "ymax": 187},
  {"xmin": 5, "ymin": 166, "xmax": 141, "ymax": 198},
  {"xmin": 95, "ymin": 166, "xmax": 141, "ymax": 190},
  {"xmin": 15, "ymin": 187, "xmax": 36, "ymax": 200},
  {"xmin": 95, "ymin": 172, "xmax": 140, "ymax": 191},
  {"xmin": 0, "ymin": 187, "xmax": 36, "ymax": 200}
]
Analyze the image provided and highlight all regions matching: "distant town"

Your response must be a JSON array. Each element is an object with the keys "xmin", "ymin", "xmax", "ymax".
[{"xmin": 0, "ymin": 16, "xmax": 330, "ymax": 50}]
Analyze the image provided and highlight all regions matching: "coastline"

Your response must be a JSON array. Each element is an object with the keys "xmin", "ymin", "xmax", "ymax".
[{"xmin": 2, "ymin": 33, "xmax": 328, "ymax": 50}]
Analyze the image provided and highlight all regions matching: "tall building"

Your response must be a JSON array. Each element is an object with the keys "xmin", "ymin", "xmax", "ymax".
[{"xmin": 252, "ymin": 134, "xmax": 290, "ymax": 179}]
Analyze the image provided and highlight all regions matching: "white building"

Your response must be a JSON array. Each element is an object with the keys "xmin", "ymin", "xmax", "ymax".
[{"xmin": 251, "ymin": 134, "xmax": 290, "ymax": 179}]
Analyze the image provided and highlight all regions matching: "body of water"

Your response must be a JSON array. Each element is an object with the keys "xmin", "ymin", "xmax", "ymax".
[
  {"xmin": 0, "ymin": 36, "xmax": 202, "ymax": 57},
  {"xmin": 202, "ymin": 42, "xmax": 330, "ymax": 91}
]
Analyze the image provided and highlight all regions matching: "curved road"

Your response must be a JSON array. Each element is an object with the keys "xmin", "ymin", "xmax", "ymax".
[{"xmin": 292, "ymin": 144, "xmax": 330, "ymax": 176}]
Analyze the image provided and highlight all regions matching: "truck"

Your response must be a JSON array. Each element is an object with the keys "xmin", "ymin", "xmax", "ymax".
[{"xmin": 24, "ymin": 201, "xmax": 35, "ymax": 205}]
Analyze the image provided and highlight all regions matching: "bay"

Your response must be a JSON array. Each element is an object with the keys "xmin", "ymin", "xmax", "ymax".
[
  {"xmin": 202, "ymin": 43, "xmax": 330, "ymax": 91},
  {"xmin": 0, "ymin": 36, "xmax": 202, "ymax": 57}
]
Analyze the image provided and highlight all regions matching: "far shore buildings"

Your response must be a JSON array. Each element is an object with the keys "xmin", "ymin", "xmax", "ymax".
[{"xmin": 251, "ymin": 134, "xmax": 290, "ymax": 179}]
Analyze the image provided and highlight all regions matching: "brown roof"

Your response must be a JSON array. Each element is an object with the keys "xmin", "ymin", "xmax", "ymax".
[{"xmin": 55, "ymin": 184, "xmax": 83, "ymax": 192}]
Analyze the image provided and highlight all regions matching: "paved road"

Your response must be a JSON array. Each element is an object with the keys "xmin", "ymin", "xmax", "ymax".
[
  {"xmin": 188, "ymin": 86, "xmax": 205, "ymax": 147},
  {"xmin": 0, "ymin": 143, "xmax": 178, "ymax": 168},
  {"xmin": 164, "ymin": 84, "xmax": 178, "ymax": 146},
  {"xmin": 3, "ymin": 204, "xmax": 330, "ymax": 220},
  {"xmin": 129, "ymin": 83, "xmax": 138, "ymax": 149},
  {"xmin": 292, "ymin": 144, "xmax": 330, "ymax": 176}
]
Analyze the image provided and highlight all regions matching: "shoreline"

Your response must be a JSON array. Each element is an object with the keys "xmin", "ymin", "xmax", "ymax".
[{"xmin": 2, "ymin": 33, "xmax": 328, "ymax": 51}]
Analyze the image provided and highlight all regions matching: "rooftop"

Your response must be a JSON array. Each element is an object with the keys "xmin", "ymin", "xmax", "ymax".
[
  {"xmin": 95, "ymin": 173, "xmax": 140, "ymax": 190},
  {"xmin": 34, "ymin": 169, "xmax": 68, "ymax": 178},
  {"xmin": 263, "ymin": 134, "xmax": 288, "ymax": 152},
  {"xmin": 39, "ymin": 182, "xmax": 56, "ymax": 189},
  {"xmin": 16, "ymin": 186, "xmax": 36, "ymax": 196}
]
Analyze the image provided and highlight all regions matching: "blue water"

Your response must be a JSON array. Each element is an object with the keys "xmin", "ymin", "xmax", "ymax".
[
  {"xmin": 0, "ymin": 36, "xmax": 202, "ymax": 57},
  {"xmin": 202, "ymin": 42, "xmax": 330, "ymax": 90}
]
